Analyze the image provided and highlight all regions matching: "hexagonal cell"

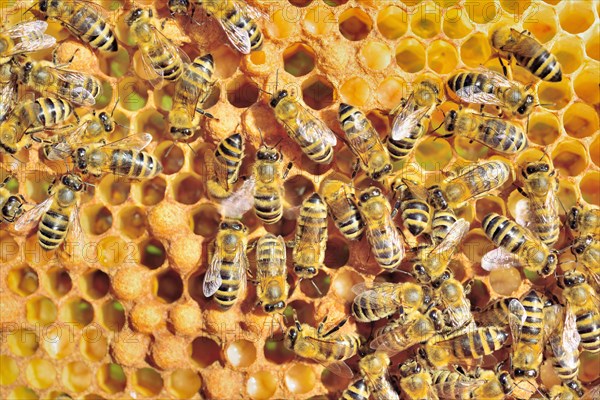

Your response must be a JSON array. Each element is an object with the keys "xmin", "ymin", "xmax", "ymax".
[
  {"xmin": 166, "ymin": 369, "xmax": 202, "ymax": 399},
  {"xmin": 527, "ymin": 111, "xmax": 560, "ymax": 145},
  {"xmin": 302, "ymin": 75, "xmax": 336, "ymax": 110},
  {"xmin": 340, "ymin": 77, "xmax": 370, "ymax": 107},
  {"xmin": 427, "ymin": 40, "xmax": 458, "ymax": 74},
  {"xmin": 411, "ymin": 2, "xmax": 441, "ymax": 39},
  {"xmin": 118, "ymin": 76, "xmax": 147, "ymax": 112},
  {"xmin": 377, "ymin": 5, "xmax": 407, "ymax": 40},
  {"xmin": 213, "ymin": 45, "xmax": 241, "ymax": 79},
  {"xmin": 538, "ymin": 79, "xmax": 572, "ymax": 111},
  {"xmin": 338, "ymin": 8, "xmax": 372, "ymax": 41},
  {"xmin": 376, "ymin": 76, "xmax": 407, "ymax": 110},
  {"xmin": 80, "ymin": 325, "xmax": 108, "ymax": 362},
  {"xmin": 563, "ymin": 102, "xmax": 599, "ymax": 139},
  {"xmin": 475, "ymin": 196, "xmax": 506, "ymax": 222},
  {"xmin": 226, "ymin": 339, "xmax": 257, "ymax": 368},
  {"xmin": 268, "ymin": 8, "xmax": 295, "ymax": 39},
  {"xmin": 442, "ymin": 6, "xmax": 473, "ymax": 39},
  {"xmin": 332, "ymin": 268, "xmax": 363, "ymax": 302},
  {"xmin": 26, "ymin": 358, "xmax": 56, "ymax": 389},
  {"xmin": 284, "ymin": 175, "xmax": 316, "ymax": 206},
  {"xmin": 285, "ymin": 364, "xmax": 316, "ymax": 394},
  {"xmin": 100, "ymin": 300, "xmax": 126, "ymax": 332},
  {"xmin": 415, "ymin": 137, "xmax": 453, "ymax": 171},
  {"xmin": 42, "ymin": 324, "xmax": 74, "ymax": 359},
  {"xmin": 522, "ymin": 5, "xmax": 556, "ymax": 43},
  {"xmin": 227, "ymin": 75, "xmax": 259, "ymax": 108},
  {"xmin": 191, "ymin": 337, "xmax": 221, "ymax": 368},
  {"xmin": 62, "ymin": 361, "xmax": 92, "ymax": 393},
  {"xmin": 461, "ymin": 229, "xmax": 490, "ymax": 266},
  {"xmin": 59, "ymin": 297, "xmax": 94, "ymax": 328},
  {"xmin": 361, "ymin": 41, "xmax": 391, "ymax": 71},
  {"xmin": 300, "ymin": 269, "xmax": 331, "ymax": 298},
  {"xmin": 156, "ymin": 268, "xmax": 184, "ymax": 303},
  {"xmin": 26, "ymin": 296, "xmax": 57, "ymax": 325},
  {"xmin": 117, "ymin": 206, "xmax": 147, "ymax": 239},
  {"xmin": 25, "ymin": 172, "xmax": 54, "ymax": 203},
  {"xmin": 81, "ymin": 204, "xmax": 113, "ymax": 236},
  {"xmin": 586, "ymin": 29, "xmax": 599, "ymax": 61},
  {"xmin": 574, "ymin": 65, "xmax": 600, "ymax": 105},
  {"xmin": 286, "ymin": 299, "xmax": 316, "ymax": 326},
  {"xmin": 303, "ymin": 5, "xmax": 335, "ymax": 36},
  {"xmin": 97, "ymin": 364, "xmax": 127, "ymax": 394},
  {"xmin": 395, "ymin": 38, "xmax": 426, "ymax": 73},
  {"xmin": 461, "ymin": 32, "xmax": 492, "ymax": 68},
  {"xmin": 324, "ymin": 237, "xmax": 350, "ymax": 268},
  {"xmin": 173, "ymin": 173, "xmax": 204, "ymax": 205},
  {"xmin": 191, "ymin": 203, "xmax": 221, "ymax": 237},
  {"xmin": 98, "ymin": 175, "xmax": 130, "ymax": 206},
  {"xmin": 134, "ymin": 176, "xmax": 167, "ymax": 206},
  {"xmin": 7, "ymin": 329, "xmax": 38, "ymax": 356},
  {"xmin": 7, "ymin": 265, "xmax": 38, "ymax": 297},
  {"xmin": 138, "ymin": 237, "xmax": 165, "ymax": 270},
  {"xmin": 247, "ymin": 371, "xmax": 277, "ymax": 400},
  {"xmin": 551, "ymin": 140, "xmax": 589, "ymax": 177},
  {"xmin": 0, "ymin": 231, "xmax": 18, "ymax": 264},
  {"xmin": 133, "ymin": 368, "xmax": 163, "ymax": 397},
  {"xmin": 289, "ymin": 0, "xmax": 313, "ymax": 5},
  {"xmin": 499, "ymin": 0, "xmax": 531, "ymax": 14},
  {"xmin": 156, "ymin": 141, "xmax": 184, "ymax": 175},
  {"xmin": 490, "ymin": 267, "xmax": 522, "ymax": 296},
  {"xmin": 7, "ymin": 387, "xmax": 38, "ymax": 400},
  {"xmin": 80, "ymin": 269, "xmax": 110, "ymax": 300},
  {"xmin": 96, "ymin": 236, "xmax": 134, "ymax": 268},
  {"xmin": 0, "ymin": 355, "xmax": 18, "ymax": 385},
  {"xmin": 467, "ymin": 279, "xmax": 490, "ymax": 310},
  {"xmin": 283, "ymin": 43, "xmax": 316, "ymax": 77},
  {"xmin": 466, "ymin": 0, "xmax": 498, "ymax": 24},
  {"xmin": 559, "ymin": 1, "xmax": 594, "ymax": 34},
  {"xmin": 552, "ymin": 36, "xmax": 584, "ymax": 75},
  {"xmin": 264, "ymin": 337, "xmax": 295, "ymax": 364},
  {"xmin": 137, "ymin": 108, "xmax": 167, "ymax": 141},
  {"xmin": 591, "ymin": 136, "xmax": 600, "ymax": 168},
  {"xmin": 580, "ymin": 171, "xmax": 600, "ymax": 206}
]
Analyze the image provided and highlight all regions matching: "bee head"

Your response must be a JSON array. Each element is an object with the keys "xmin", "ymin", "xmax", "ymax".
[
  {"xmin": 61, "ymin": 174, "xmax": 84, "ymax": 192},
  {"xmin": 98, "ymin": 112, "xmax": 113, "ymax": 132},
  {"xmin": 572, "ymin": 235, "xmax": 593, "ymax": 255},
  {"xmin": 38, "ymin": 0, "xmax": 48, "ymax": 12},
  {"xmin": 498, "ymin": 372, "xmax": 512, "ymax": 393},
  {"xmin": 75, "ymin": 147, "xmax": 87, "ymax": 171},
  {"xmin": 444, "ymin": 109, "xmax": 458, "ymax": 132},
  {"xmin": 126, "ymin": 8, "xmax": 145, "ymax": 26},
  {"xmin": 561, "ymin": 270, "xmax": 585, "ymax": 288},
  {"xmin": 517, "ymin": 93, "xmax": 535, "ymax": 116},
  {"xmin": 170, "ymin": 126, "xmax": 193, "ymax": 137},
  {"xmin": 567, "ymin": 206, "xmax": 580, "ymax": 230},
  {"xmin": 541, "ymin": 251, "xmax": 558, "ymax": 277},
  {"xmin": 256, "ymin": 146, "xmax": 279, "ymax": 161},
  {"xmin": 429, "ymin": 309, "xmax": 445, "ymax": 331},
  {"xmin": 427, "ymin": 186, "xmax": 448, "ymax": 210},
  {"xmin": 358, "ymin": 187, "xmax": 381, "ymax": 204},
  {"xmin": 264, "ymin": 301, "xmax": 286, "ymax": 314},
  {"xmin": 293, "ymin": 265, "xmax": 317, "ymax": 278},
  {"xmin": 269, "ymin": 90, "xmax": 288, "ymax": 108},
  {"xmin": 167, "ymin": 0, "xmax": 190, "ymax": 14},
  {"xmin": 23, "ymin": 61, "xmax": 33, "ymax": 73},
  {"xmin": 566, "ymin": 381, "xmax": 584, "ymax": 397},
  {"xmin": 285, "ymin": 324, "xmax": 300, "ymax": 349},
  {"xmin": 513, "ymin": 368, "xmax": 537, "ymax": 378},
  {"xmin": 370, "ymin": 163, "xmax": 392, "ymax": 181},
  {"xmin": 522, "ymin": 162, "xmax": 550, "ymax": 178}
]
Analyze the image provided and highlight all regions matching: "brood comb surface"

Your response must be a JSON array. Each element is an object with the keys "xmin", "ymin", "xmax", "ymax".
[{"xmin": 1, "ymin": 0, "xmax": 599, "ymax": 399}]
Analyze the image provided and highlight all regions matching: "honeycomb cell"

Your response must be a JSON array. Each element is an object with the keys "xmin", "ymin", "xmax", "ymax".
[
  {"xmin": 100, "ymin": 300, "xmax": 126, "ymax": 331},
  {"xmin": 377, "ymin": 5, "xmax": 407, "ymax": 40},
  {"xmin": 264, "ymin": 337, "xmax": 295, "ymax": 364},
  {"xmin": 467, "ymin": 280, "xmax": 490, "ymax": 310},
  {"xmin": 7, "ymin": 329, "xmax": 38, "ymax": 357},
  {"xmin": 62, "ymin": 361, "xmax": 92, "ymax": 393},
  {"xmin": 411, "ymin": 2, "xmax": 442, "ymax": 39},
  {"xmin": 247, "ymin": 371, "xmax": 277, "ymax": 400},
  {"xmin": 82, "ymin": 204, "xmax": 112, "ymax": 236},
  {"xmin": 551, "ymin": 140, "xmax": 589, "ymax": 177},
  {"xmin": 289, "ymin": 0, "xmax": 313, "ymax": 7},
  {"xmin": 465, "ymin": 0, "xmax": 499, "ymax": 24},
  {"xmin": 42, "ymin": 324, "xmax": 74, "ymax": 359},
  {"xmin": 167, "ymin": 369, "xmax": 202, "ymax": 399},
  {"xmin": 26, "ymin": 296, "xmax": 57, "ymax": 325},
  {"xmin": 586, "ymin": 29, "xmax": 600, "ymax": 61},
  {"xmin": 156, "ymin": 268, "xmax": 183, "ymax": 303},
  {"xmin": 25, "ymin": 172, "xmax": 53, "ymax": 203},
  {"xmin": 269, "ymin": 8, "xmax": 296, "ymax": 39},
  {"xmin": 580, "ymin": 171, "xmax": 600, "ymax": 206},
  {"xmin": 462, "ymin": 229, "xmax": 491, "ymax": 266},
  {"xmin": 300, "ymin": 269, "xmax": 331, "ymax": 298},
  {"xmin": 284, "ymin": 175, "xmax": 315, "ymax": 206},
  {"xmin": 332, "ymin": 268, "xmax": 363, "ymax": 302},
  {"xmin": 0, "ymin": 232, "xmax": 18, "ymax": 264},
  {"xmin": 227, "ymin": 76, "xmax": 260, "ymax": 108},
  {"xmin": 117, "ymin": 206, "xmax": 147, "ymax": 239},
  {"xmin": 249, "ymin": 50, "xmax": 266, "ymax": 66},
  {"xmin": 192, "ymin": 203, "xmax": 221, "ymax": 237},
  {"xmin": 283, "ymin": 43, "xmax": 316, "ymax": 77},
  {"xmin": 0, "ymin": 355, "xmax": 18, "ymax": 385},
  {"xmin": 302, "ymin": 75, "xmax": 336, "ymax": 110},
  {"xmin": 98, "ymin": 175, "xmax": 130, "ymax": 206},
  {"xmin": 118, "ymin": 76, "xmax": 147, "ymax": 112},
  {"xmin": 460, "ymin": 32, "xmax": 492, "ymax": 68},
  {"xmin": 213, "ymin": 45, "xmax": 241, "ymax": 79},
  {"xmin": 97, "ymin": 364, "xmax": 127, "ymax": 394},
  {"xmin": 521, "ymin": 6, "xmax": 556, "ymax": 43},
  {"xmin": 7, "ymin": 265, "xmax": 38, "ymax": 297},
  {"xmin": 557, "ymin": 180, "xmax": 579, "ymax": 214},
  {"xmin": 340, "ymin": 77, "xmax": 370, "ymax": 107},
  {"xmin": 415, "ymin": 137, "xmax": 453, "ymax": 171},
  {"xmin": 442, "ymin": 6, "xmax": 474, "ymax": 39},
  {"xmin": 376, "ymin": 76, "xmax": 406, "ymax": 110},
  {"xmin": 475, "ymin": 196, "xmax": 505, "ymax": 222},
  {"xmin": 7, "ymin": 387, "xmax": 38, "ymax": 400},
  {"xmin": 133, "ymin": 368, "xmax": 163, "ymax": 397},
  {"xmin": 156, "ymin": 142, "xmax": 185, "ymax": 175},
  {"xmin": 96, "ymin": 236, "xmax": 133, "ymax": 268},
  {"xmin": 303, "ymin": 5, "xmax": 335, "ymax": 36},
  {"xmin": 285, "ymin": 364, "xmax": 316, "ymax": 394},
  {"xmin": 559, "ymin": 1, "xmax": 594, "ymax": 34},
  {"xmin": 395, "ymin": 38, "xmax": 426, "ymax": 73},
  {"xmin": 552, "ymin": 36, "xmax": 584, "ymax": 74},
  {"xmin": 191, "ymin": 337, "xmax": 221, "ymax": 368},
  {"xmin": 173, "ymin": 173, "xmax": 204, "ymax": 204},
  {"xmin": 81, "ymin": 269, "xmax": 110, "ymax": 299},
  {"xmin": 591, "ymin": 136, "xmax": 600, "ymax": 168},
  {"xmin": 361, "ymin": 41, "xmax": 391, "ymax": 71},
  {"xmin": 26, "ymin": 358, "xmax": 55, "ymax": 389},
  {"xmin": 575, "ymin": 65, "xmax": 600, "ymax": 107},
  {"xmin": 338, "ymin": 8, "xmax": 372, "ymax": 41},
  {"xmin": 135, "ymin": 176, "xmax": 167, "ymax": 206},
  {"xmin": 138, "ymin": 237, "xmax": 166, "ymax": 270},
  {"xmin": 537, "ymin": 78, "xmax": 572, "ymax": 111},
  {"xmin": 563, "ymin": 103, "xmax": 599, "ymax": 139},
  {"xmin": 80, "ymin": 325, "xmax": 108, "ymax": 362},
  {"xmin": 324, "ymin": 237, "xmax": 350, "ymax": 268},
  {"xmin": 59, "ymin": 297, "xmax": 94, "ymax": 328},
  {"xmin": 490, "ymin": 267, "xmax": 522, "ymax": 296},
  {"xmin": 226, "ymin": 339, "xmax": 257, "ymax": 368},
  {"xmin": 427, "ymin": 40, "xmax": 458, "ymax": 74},
  {"xmin": 580, "ymin": 352, "xmax": 600, "ymax": 383},
  {"xmin": 499, "ymin": 0, "xmax": 531, "ymax": 14},
  {"xmin": 527, "ymin": 111, "xmax": 560, "ymax": 145}
]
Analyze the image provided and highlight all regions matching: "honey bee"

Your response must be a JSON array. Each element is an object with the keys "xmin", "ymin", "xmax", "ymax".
[
  {"xmin": 447, "ymin": 67, "xmax": 536, "ymax": 118},
  {"xmin": 370, "ymin": 308, "xmax": 445, "ymax": 356},
  {"xmin": 269, "ymin": 87, "xmax": 337, "ymax": 164},
  {"xmin": 76, "ymin": 100, "xmax": 120, "ymax": 142},
  {"xmin": 354, "ymin": 352, "xmax": 399, "ymax": 400},
  {"xmin": 571, "ymin": 236, "xmax": 599, "ymax": 284},
  {"xmin": 341, "ymin": 378, "xmax": 370, "ymax": 400},
  {"xmin": 438, "ymin": 109, "xmax": 528, "ymax": 154},
  {"xmin": 168, "ymin": 54, "xmax": 215, "ymax": 141},
  {"xmin": 567, "ymin": 203, "xmax": 600, "ymax": 238},
  {"xmin": 320, "ymin": 179, "xmax": 364, "ymax": 241},
  {"xmin": 432, "ymin": 367, "xmax": 517, "ymax": 400},
  {"xmin": 203, "ymin": 218, "xmax": 249, "ymax": 310},
  {"xmin": 515, "ymin": 159, "xmax": 560, "ymax": 247},
  {"xmin": 508, "ymin": 291, "xmax": 544, "ymax": 380},
  {"xmin": 391, "ymin": 178, "xmax": 433, "ymax": 237},
  {"xmin": 430, "ymin": 209, "xmax": 459, "ymax": 245},
  {"xmin": 291, "ymin": 193, "xmax": 328, "ymax": 280},
  {"xmin": 434, "ymin": 275, "xmax": 474, "ymax": 331},
  {"xmin": 398, "ymin": 358, "xmax": 437, "ymax": 400},
  {"xmin": 14, "ymin": 173, "xmax": 85, "ymax": 251},
  {"xmin": 427, "ymin": 160, "xmax": 512, "ymax": 211},
  {"xmin": 284, "ymin": 313, "xmax": 361, "ymax": 379},
  {"xmin": 206, "ymin": 132, "xmax": 245, "ymax": 201},
  {"xmin": 558, "ymin": 270, "xmax": 600, "ymax": 353},
  {"xmin": 351, "ymin": 281, "xmax": 432, "ymax": 323},
  {"xmin": 357, "ymin": 187, "xmax": 405, "ymax": 270},
  {"xmin": 338, "ymin": 103, "xmax": 393, "ymax": 181},
  {"xmin": 481, "ymin": 212, "xmax": 559, "ymax": 277},
  {"xmin": 125, "ymin": 8, "xmax": 189, "ymax": 84},
  {"xmin": 168, "ymin": 0, "xmax": 264, "ymax": 54},
  {"xmin": 477, "ymin": 297, "xmax": 519, "ymax": 326},
  {"xmin": 387, "ymin": 80, "xmax": 441, "ymax": 161},
  {"xmin": 550, "ymin": 383, "xmax": 598, "ymax": 400},
  {"xmin": 1, "ymin": 97, "xmax": 74, "ymax": 155},
  {"xmin": 0, "ymin": 175, "xmax": 25, "ymax": 224},
  {"xmin": 36, "ymin": 0, "xmax": 118, "ymax": 52},
  {"xmin": 491, "ymin": 27, "xmax": 562, "ymax": 82},
  {"xmin": 255, "ymin": 233, "xmax": 288, "ymax": 314}
]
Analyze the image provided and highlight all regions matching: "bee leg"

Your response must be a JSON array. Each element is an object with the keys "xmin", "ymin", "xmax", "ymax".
[
  {"xmin": 282, "ymin": 162, "xmax": 293, "ymax": 179},
  {"xmin": 351, "ymin": 160, "xmax": 360, "ymax": 178},
  {"xmin": 317, "ymin": 315, "xmax": 328, "ymax": 335},
  {"xmin": 322, "ymin": 318, "xmax": 348, "ymax": 338}
]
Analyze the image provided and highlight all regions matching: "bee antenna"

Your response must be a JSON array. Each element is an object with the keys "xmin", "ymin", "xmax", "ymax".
[
  {"xmin": 271, "ymin": 137, "xmax": 284, "ymax": 150},
  {"xmin": 310, "ymin": 279, "xmax": 322, "ymax": 296},
  {"xmin": 110, "ymin": 97, "xmax": 120, "ymax": 117},
  {"xmin": 113, "ymin": 121, "xmax": 131, "ymax": 130},
  {"xmin": 257, "ymin": 128, "xmax": 265, "ymax": 146},
  {"xmin": 23, "ymin": 3, "xmax": 37, "ymax": 16},
  {"xmin": 275, "ymin": 69, "xmax": 279, "ymax": 93},
  {"xmin": 257, "ymin": 87, "xmax": 272, "ymax": 96},
  {"xmin": 186, "ymin": 142, "xmax": 197, "ymax": 156}
]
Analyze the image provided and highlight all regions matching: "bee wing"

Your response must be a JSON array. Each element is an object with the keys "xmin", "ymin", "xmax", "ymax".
[
  {"xmin": 351, "ymin": 281, "xmax": 398, "ymax": 296},
  {"xmin": 6, "ymin": 21, "xmax": 56, "ymax": 55},
  {"xmin": 454, "ymin": 85, "xmax": 505, "ymax": 108},
  {"xmin": 322, "ymin": 360, "xmax": 354, "ymax": 379},
  {"xmin": 203, "ymin": 250, "xmax": 224, "ymax": 297},
  {"xmin": 209, "ymin": 147, "xmax": 232, "ymax": 190},
  {"xmin": 370, "ymin": 318, "xmax": 425, "ymax": 355},
  {"xmin": 295, "ymin": 105, "xmax": 337, "ymax": 147},
  {"xmin": 236, "ymin": 246, "xmax": 248, "ymax": 295},
  {"xmin": 51, "ymin": 68, "xmax": 97, "ymax": 106},
  {"xmin": 543, "ymin": 304, "xmax": 564, "ymax": 339},
  {"xmin": 236, "ymin": 0, "xmax": 268, "ymax": 20},
  {"xmin": 0, "ymin": 81, "xmax": 18, "ymax": 121},
  {"xmin": 514, "ymin": 198, "xmax": 534, "ymax": 230},
  {"xmin": 217, "ymin": 4, "xmax": 252, "ymax": 54},
  {"xmin": 444, "ymin": 300, "xmax": 473, "ymax": 329},
  {"xmin": 67, "ymin": 202, "xmax": 83, "ymax": 245},
  {"xmin": 428, "ymin": 218, "xmax": 469, "ymax": 258},
  {"xmin": 475, "ymin": 66, "xmax": 514, "ymax": 89},
  {"xmin": 433, "ymin": 381, "xmax": 485, "ymax": 399},
  {"xmin": 139, "ymin": 26, "xmax": 190, "ymax": 87},
  {"xmin": 481, "ymin": 247, "xmax": 521, "ymax": 271},
  {"xmin": 352, "ymin": 286, "xmax": 402, "ymax": 316},
  {"xmin": 508, "ymin": 298, "xmax": 526, "ymax": 344},
  {"xmin": 390, "ymin": 102, "xmax": 432, "ymax": 141},
  {"xmin": 561, "ymin": 308, "xmax": 581, "ymax": 352},
  {"xmin": 257, "ymin": 235, "xmax": 286, "ymax": 279},
  {"xmin": 501, "ymin": 29, "xmax": 543, "ymax": 58},
  {"xmin": 13, "ymin": 196, "xmax": 53, "ymax": 233},
  {"xmin": 100, "ymin": 133, "xmax": 153, "ymax": 152},
  {"xmin": 581, "ymin": 384, "xmax": 600, "ymax": 400},
  {"xmin": 399, "ymin": 178, "xmax": 430, "ymax": 201},
  {"xmin": 220, "ymin": 176, "xmax": 255, "ymax": 218},
  {"xmin": 368, "ymin": 218, "xmax": 405, "ymax": 262}
]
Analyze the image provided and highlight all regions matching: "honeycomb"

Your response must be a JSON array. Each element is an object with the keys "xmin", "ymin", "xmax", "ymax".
[{"xmin": 1, "ymin": 0, "xmax": 599, "ymax": 399}]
